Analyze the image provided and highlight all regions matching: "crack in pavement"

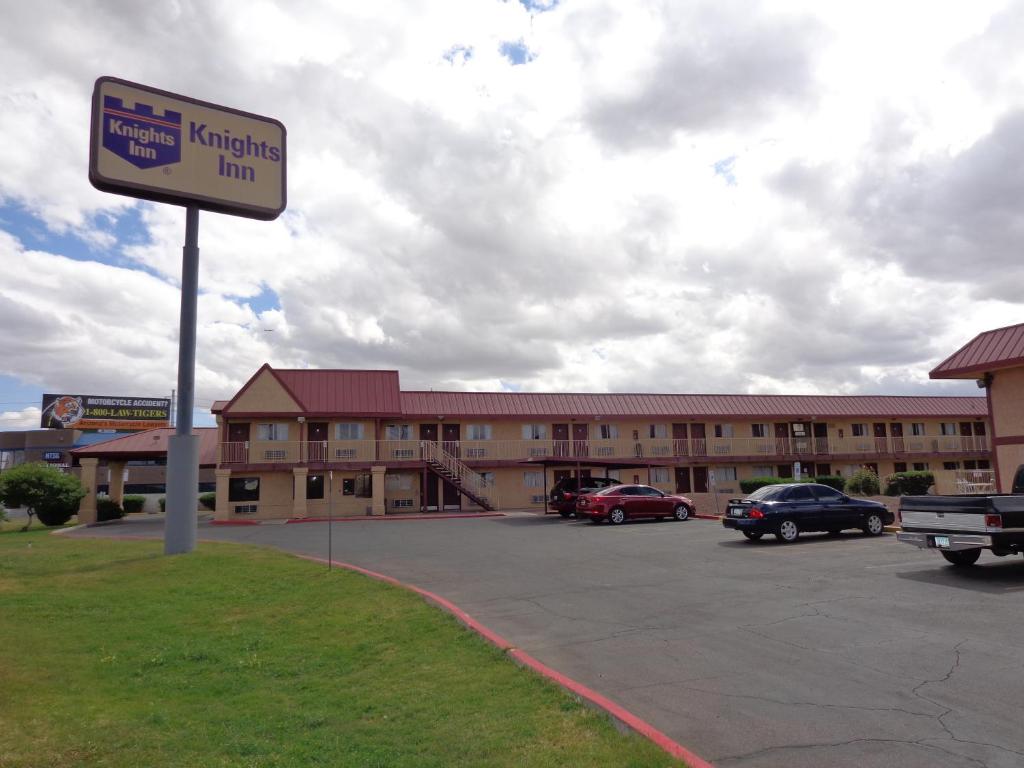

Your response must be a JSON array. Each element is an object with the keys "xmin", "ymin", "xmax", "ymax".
[{"xmin": 715, "ymin": 736, "xmax": 990, "ymax": 768}]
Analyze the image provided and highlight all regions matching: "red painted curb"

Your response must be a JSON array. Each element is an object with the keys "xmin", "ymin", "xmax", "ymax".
[
  {"xmin": 296, "ymin": 553, "xmax": 714, "ymax": 767},
  {"xmin": 286, "ymin": 512, "xmax": 504, "ymax": 524},
  {"xmin": 508, "ymin": 648, "xmax": 715, "ymax": 768},
  {"xmin": 693, "ymin": 513, "xmax": 722, "ymax": 520}
]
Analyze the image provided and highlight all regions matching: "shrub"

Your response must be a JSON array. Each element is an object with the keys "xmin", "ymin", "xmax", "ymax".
[
  {"xmin": 883, "ymin": 471, "xmax": 935, "ymax": 497},
  {"xmin": 159, "ymin": 497, "xmax": 166, "ymax": 513},
  {"xmin": 199, "ymin": 492, "xmax": 217, "ymax": 511},
  {"xmin": 812, "ymin": 475, "xmax": 846, "ymax": 491},
  {"xmin": 96, "ymin": 496, "xmax": 125, "ymax": 522},
  {"xmin": 0, "ymin": 503, "xmax": 6, "ymax": 523},
  {"xmin": 845, "ymin": 469, "xmax": 881, "ymax": 496},
  {"xmin": 121, "ymin": 495, "xmax": 146, "ymax": 514},
  {"xmin": 739, "ymin": 477, "xmax": 788, "ymax": 494},
  {"xmin": 0, "ymin": 462, "xmax": 85, "ymax": 529}
]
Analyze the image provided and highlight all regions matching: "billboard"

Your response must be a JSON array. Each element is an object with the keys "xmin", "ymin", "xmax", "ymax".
[
  {"xmin": 89, "ymin": 76, "xmax": 286, "ymax": 220},
  {"xmin": 40, "ymin": 394, "xmax": 171, "ymax": 431}
]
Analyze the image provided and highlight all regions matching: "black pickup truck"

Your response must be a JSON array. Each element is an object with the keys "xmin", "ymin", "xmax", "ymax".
[{"xmin": 897, "ymin": 470, "xmax": 1024, "ymax": 566}]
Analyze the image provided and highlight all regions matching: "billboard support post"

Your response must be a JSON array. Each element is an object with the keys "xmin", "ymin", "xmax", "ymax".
[{"xmin": 165, "ymin": 206, "xmax": 200, "ymax": 555}]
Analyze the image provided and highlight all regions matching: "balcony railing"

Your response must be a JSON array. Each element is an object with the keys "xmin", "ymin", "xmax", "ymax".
[{"xmin": 217, "ymin": 435, "xmax": 990, "ymax": 466}]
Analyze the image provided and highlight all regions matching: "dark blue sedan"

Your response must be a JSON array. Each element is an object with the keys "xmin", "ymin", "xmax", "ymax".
[{"xmin": 721, "ymin": 483, "xmax": 894, "ymax": 543}]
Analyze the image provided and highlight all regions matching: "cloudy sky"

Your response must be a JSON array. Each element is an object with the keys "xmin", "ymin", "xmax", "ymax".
[{"xmin": 1, "ymin": 0, "xmax": 1020, "ymax": 430}]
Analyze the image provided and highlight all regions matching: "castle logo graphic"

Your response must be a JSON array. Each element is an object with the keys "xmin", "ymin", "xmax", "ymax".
[{"xmin": 102, "ymin": 95, "xmax": 181, "ymax": 169}]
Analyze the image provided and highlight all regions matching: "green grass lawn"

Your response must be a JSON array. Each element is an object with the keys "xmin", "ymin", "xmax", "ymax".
[{"xmin": 0, "ymin": 529, "xmax": 683, "ymax": 767}]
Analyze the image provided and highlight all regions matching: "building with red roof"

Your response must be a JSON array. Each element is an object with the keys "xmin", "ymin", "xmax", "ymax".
[{"xmin": 202, "ymin": 364, "xmax": 992, "ymax": 520}]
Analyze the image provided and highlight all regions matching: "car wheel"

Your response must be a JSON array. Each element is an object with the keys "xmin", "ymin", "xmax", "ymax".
[
  {"xmin": 863, "ymin": 513, "xmax": 884, "ymax": 536},
  {"xmin": 673, "ymin": 504, "xmax": 691, "ymax": 521},
  {"xmin": 608, "ymin": 507, "xmax": 626, "ymax": 525},
  {"xmin": 742, "ymin": 530, "xmax": 763, "ymax": 541},
  {"xmin": 559, "ymin": 511, "xmax": 572, "ymax": 518},
  {"xmin": 941, "ymin": 549, "xmax": 981, "ymax": 567},
  {"xmin": 775, "ymin": 519, "xmax": 800, "ymax": 543}
]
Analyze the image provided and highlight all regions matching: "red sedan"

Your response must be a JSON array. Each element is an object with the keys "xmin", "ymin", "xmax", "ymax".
[{"xmin": 576, "ymin": 484, "xmax": 695, "ymax": 525}]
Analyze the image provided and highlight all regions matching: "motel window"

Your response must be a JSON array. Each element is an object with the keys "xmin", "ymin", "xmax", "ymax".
[
  {"xmin": 940, "ymin": 423, "xmax": 958, "ymax": 436},
  {"xmin": 717, "ymin": 467, "xmax": 738, "ymax": 482},
  {"xmin": 385, "ymin": 424, "xmax": 412, "ymax": 440},
  {"xmin": 913, "ymin": 462, "xmax": 929, "ymax": 471},
  {"xmin": 649, "ymin": 424, "xmax": 668, "ymax": 439},
  {"xmin": 943, "ymin": 461, "xmax": 959, "ymax": 471},
  {"xmin": 522, "ymin": 424, "xmax": 547, "ymax": 440},
  {"xmin": 978, "ymin": 460, "xmax": 991, "ymax": 469},
  {"xmin": 606, "ymin": 470, "xmax": 620, "ymax": 481},
  {"xmin": 750, "ymin": 466, "xmax": 773, "ymax": 477},
  {"xmin": 228, "ymin": 477, "xmax": 260, "ymax": 502},
  {"xmin": 714, "ymin": 424, "xmax": 734, "ymax": 438},
  {"xmin": 650, "ymin": 467, "xmax": 670, "ymax": 484},
  {"xmin": 256, "ymin": 423, "xmax": 288, "ymax": 441},
  {"xmin": 523, "ymin": 471, "xmax": 544, "ymax": 488},
  {"xmin": 306, "ymin": 474, "xmax": 325, "ymax": 500},
  {"xmin": 466, "ymin": 424, "xmax": 492, "ymax": 440},
  {"xmin": 751, "ymin": 424, "xmax": 767, "ymax": 438},
  {"xmin": 354, "ymin": 473, "xmax": 373, "ymax": 498},
  {"xmin": 894, "ymin": 462, "xmax": 908, "ymax": 473},
  {"xmin": 385, "ymin": 473, "xmax": 413, "ymax": 491},
  {"xmin": 480, "ymin": 472, "xmax": 495, "ymax": 487},
  {"xmin": 599, "ymin": 424, "xmax": 619, "ymax": 439},
  {"xmin": 335, "ymin": 423, "xmax": 364, "ymax": 440},
  {"xmin": 911, "ymin": 423, "xmax": 926, "ymax": 436},
  {"xmin": 851, "ymin": 424, "xmax": 867, "ymax": 437}
]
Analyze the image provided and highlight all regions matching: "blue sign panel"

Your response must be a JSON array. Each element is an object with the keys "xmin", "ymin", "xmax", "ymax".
[{"xmin": 101, "ymin": 96, "xmax": 181, "ymax": 170}]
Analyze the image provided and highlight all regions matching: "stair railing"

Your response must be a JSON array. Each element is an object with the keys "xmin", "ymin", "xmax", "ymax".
[{"xmin": 421, "ymin": 440, "xmax": 500, "ymax": 509}]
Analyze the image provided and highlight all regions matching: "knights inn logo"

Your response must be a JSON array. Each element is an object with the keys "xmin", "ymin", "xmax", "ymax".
[{"xmin": 102, "ymin": 95, "xmax": 181, "ymax": 169}]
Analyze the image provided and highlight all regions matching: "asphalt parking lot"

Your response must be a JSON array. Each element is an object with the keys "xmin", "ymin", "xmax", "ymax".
[{"xmin": 74, "ymin": 515, "xmax": 1024, "ymax": 768}]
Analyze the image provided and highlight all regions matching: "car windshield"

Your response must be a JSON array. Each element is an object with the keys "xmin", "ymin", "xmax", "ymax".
[{"xmin": 746, "ymin": 485, "xmax": 789, "ymax": 501}]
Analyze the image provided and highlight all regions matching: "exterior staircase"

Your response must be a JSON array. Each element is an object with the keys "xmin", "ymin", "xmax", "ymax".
[{"xmin": 421, "ymin": 440, "xmax": 499, "ymax": 511}]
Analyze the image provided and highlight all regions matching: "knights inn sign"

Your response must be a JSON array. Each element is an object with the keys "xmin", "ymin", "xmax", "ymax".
[
  {"xmin": 88, "ymin": 76, "xmax": 286, "ymax": 555},
  {"xmin": 88, "ymin": 76, "xmax": 286, "ymax": 220}
]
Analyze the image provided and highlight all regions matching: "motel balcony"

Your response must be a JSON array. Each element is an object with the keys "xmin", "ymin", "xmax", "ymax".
[{"xmin": 217, "ymin": 435, "xmax": 992, "ymax": 467}]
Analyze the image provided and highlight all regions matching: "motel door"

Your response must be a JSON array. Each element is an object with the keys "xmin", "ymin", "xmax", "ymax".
[
  {"xmin": 675, "ymin": 467, "xmax": 692, "ymax": 494},
  {"xmin": 813, "ymin": 423, "xmax": 828, "ymax": 454},
  {"xmin": 774, "ymin": 423, "xmax": 789, "ymax": 454},
  {"xmin": 672, "ymin": 423, "xmax": 689, "ymax": 456},
  {"xmin": 442, "ymin": 475, "xmax": 461, "ymax": 510},
  {"xmin": 442, "ymin": 423, "xmax": 461, "ymax": 458},
  {"xmin": 890, "ymin": 423, "xmax": 904, "ymax": 453},
  {"xmin": 690, "ymin": 423, "xmax": 707, "ymax": 456},
  {"xmin": 226, "ymin": 423, "xmax": 250, "ymax": 463},
  {"xmin": 553, "ymin": 424, "xmax": 569, "ymax": 457},
  {"xmin": 572, "ymin": 423, "xmax": 589, "ymax": 457},
  {"xmin": 873, "ymin": 423, "xmax": 888, "ymax": 453},
  {"xmin": 419, "ymin": 425, "xmax": 440, "ymax": 511},
  {"xmin": 692, "ymin": 466, "xmax": 709, "ymax": 493},
  {"xmin": 307, "ymin": 422, "xmax": 328, "ymax": 462}
]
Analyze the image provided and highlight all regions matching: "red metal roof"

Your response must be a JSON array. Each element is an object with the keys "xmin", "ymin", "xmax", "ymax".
[
  {"xmin": 399, "ymin": 391, "xmax": 986, "ymax": 419},
  {"xmin": 71, "ymin": 427, "xmax": 218, "ymax": 466},
  {"xmin": 931, "ymin": 322, "xmax": 1024, "ymax": 379},
  {"xmin": 272, "ymin": 369, "xmax": 402, "ymax": 415}
]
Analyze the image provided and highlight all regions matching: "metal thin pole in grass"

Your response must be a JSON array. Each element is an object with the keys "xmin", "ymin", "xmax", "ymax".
[{"xmin": 328, "ymin": 470, "xmax": 333, "ymax": 571}]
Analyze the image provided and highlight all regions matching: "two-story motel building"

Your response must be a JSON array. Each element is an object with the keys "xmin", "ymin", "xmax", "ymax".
[{"xmin": 205, "ymin": 364, "xmax": 991, "ymax": 520}]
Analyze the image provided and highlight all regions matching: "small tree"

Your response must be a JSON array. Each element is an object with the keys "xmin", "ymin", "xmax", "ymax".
[
  {"xmin": 845, "ymin": 468, "xmax": 881, "ymax": 496},
  {"xmin": 0, "ymin": 463, "xmax": 86, "ymax": 530}
]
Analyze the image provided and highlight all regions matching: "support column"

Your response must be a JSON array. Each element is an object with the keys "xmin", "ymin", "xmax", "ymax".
[
  {"xmin": 214, "ymin": 468, "xmax": 231, "ymax": 521},
  {"xmin": 292, "ymin": 467, "xmax": 309, "ymax": 518},
  {"xmin": 78, "ymin": 458, "xmax": 99, "ymax": 525},
  {"xmin": 371, "ymin": 465, "xmax": 387, "ymax": 516},
  {"xmin": 108, "ymin": 460, "xmax": 126, "ymax": 506}
]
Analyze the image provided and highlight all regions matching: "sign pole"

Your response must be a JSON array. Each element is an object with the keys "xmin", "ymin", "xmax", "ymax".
[
  {"xmin": 165, "ymin": 206, "xmax": 200, "ymax": 555},
  {"xmin": 328, "ymin": 470, "xmax": 334, "ymax": 570}
]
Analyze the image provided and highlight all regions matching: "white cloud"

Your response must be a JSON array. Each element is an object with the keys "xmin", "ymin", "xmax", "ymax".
[{"xmin": 1, "ymin": 0, "xmax": 1021, "ymax": 410}]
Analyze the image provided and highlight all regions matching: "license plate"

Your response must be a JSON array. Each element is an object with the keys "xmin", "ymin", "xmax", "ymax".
[
  {"xmin": 729, "ymin": 507, "xmax": 744, "ymax": 517},
  {"xmin": 933, "ymin": 536, "xmax": 950, "ymax": 548}
]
